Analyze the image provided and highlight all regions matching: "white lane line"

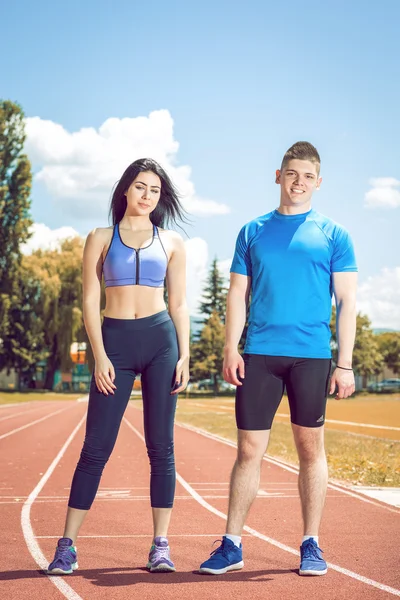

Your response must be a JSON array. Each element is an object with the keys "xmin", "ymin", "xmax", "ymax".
[
  {"xmin": 177, "ymin": 420, "xmax": 400, "ymax": 514},
  {"xmin": 77, "ymin": 395, "xmax": 89, "ymax": 403},
  {"xmin": 0, "ymin": 407, "xmax": 71, "ymax": 440},
  {"xmin": 324, "ymin": 417, "xmax": 400, "ymax": 432},
  {"xmin": 21, "ymin": 413, "xmax": 86, "ymax": 600},
  {"xmin": 176, "ymin": 473, "xmax": 400, "ymax": 597},
  {"xmin": 0, "ymin": 402, "xmax": 33, "ymax": 409},
  {"xmin": 0, "ymin": 405, "xmax": 50, "ymax": 423},
  {"xmin": 5, "ymin": 494, "xmax": 350, "ymax": 505},
  {"xmin": 275, "ymin": 412, "xmax": 400, "ymax": 432},
  {"xmin": 130, "ymin": 405, "xmax": 400, "ymax": 510},
  {"xmin": 185, "ymin": 402, "xmax": 400, "ymax": 433},
  {"xmin": 188, "ymin": 482, "xmax": 229, "ymax": 485},
  {"xmin": 124, "ymin": 417, "xmax": 400, "ymax": 597}
]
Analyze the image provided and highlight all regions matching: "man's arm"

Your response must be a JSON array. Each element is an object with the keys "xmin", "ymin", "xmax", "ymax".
[
  {"xmin": 223, "ymin": 272, "xmax": 251, "ymax": 386},
  {"xmin": 330, "ymin": 271, "xmax": 358, "ymax": 398}
]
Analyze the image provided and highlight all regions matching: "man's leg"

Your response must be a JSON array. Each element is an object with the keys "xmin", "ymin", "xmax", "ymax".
[
  {"xmin": 199, "ymin": 354, "xmax": 284, "ymax": 575},
  {"xmin": 199, "ymin": 429, "xmax": 270, "ymax": 574},
  {"xmin": 292, "ymin": 423, "xmax": 327, "ymax": 536},
  {"xmin": 226, "ymin": 429, "xmax": 270, "ymax": 536},
  {"xmin": 286, "ymin": 357, "xmax": 331, "ymax": 575}
]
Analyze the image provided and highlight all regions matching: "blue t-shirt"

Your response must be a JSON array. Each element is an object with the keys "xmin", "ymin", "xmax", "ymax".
[{"xmin": 230, "ymin": 208, "xmax": 357, "ymax": 358}]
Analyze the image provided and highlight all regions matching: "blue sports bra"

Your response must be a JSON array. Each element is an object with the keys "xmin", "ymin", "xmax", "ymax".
[{"xmin": 103, "ymin": 223, "xmax": 168, "ymax": 288}]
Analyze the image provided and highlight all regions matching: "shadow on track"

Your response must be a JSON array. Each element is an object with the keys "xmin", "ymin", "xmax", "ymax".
[{"xmin": 0, "ymin": 567, "xmax": 297, "ymax": 585}]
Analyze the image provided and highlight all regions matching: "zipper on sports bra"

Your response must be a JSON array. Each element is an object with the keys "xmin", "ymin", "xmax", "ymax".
[{"xmin": 135, "ymin": 249, "xmax": 140, "ymax": 284}]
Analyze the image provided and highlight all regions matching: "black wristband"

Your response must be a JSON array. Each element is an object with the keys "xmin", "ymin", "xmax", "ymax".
[{"xmin": 336, "ymin": 365, "xmax": 353, "ymax": 371}]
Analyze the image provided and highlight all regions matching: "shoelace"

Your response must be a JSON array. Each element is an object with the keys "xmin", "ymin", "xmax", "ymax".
[
  {"xmin": 302, "ymin": 540, "xmax": 323, "ymax": 560},
  {"xmin": 52, "ymin": 545, "xmax": 74, "ymax": 566},
  {"xmin": 56, "ymin": 545, "xmax": 73, "ymax": 556},
  {"xmin": 209, "ymin": 538, "xmax": 231, "ymax": 558},
  {"xmin": 152, "ymin": 545, "xmax": 170, "ymax": 560}
]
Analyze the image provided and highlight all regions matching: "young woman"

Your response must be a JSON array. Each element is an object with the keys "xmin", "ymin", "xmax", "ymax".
[{"xmin": 48, "ymin": 158, "xmax": 190, "ymax": 574}]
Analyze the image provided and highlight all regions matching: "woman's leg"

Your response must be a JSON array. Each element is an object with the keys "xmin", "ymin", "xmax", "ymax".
[
  {"xmin": 141, "ymin": 321, "xmax": 179, "ymax": 540},
  {"xmin": 64, "ymin": 368, "xmax": 135, "ymax": 543},
  {"xmin": 151, "ymin": 508, "xmax": 173, "ymax": 539},
  {"xmin": 63, "ymin": 508, "xmax": 87, "ymax": 546}
]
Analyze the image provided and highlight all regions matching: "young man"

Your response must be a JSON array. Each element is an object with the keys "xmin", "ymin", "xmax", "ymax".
[{"xmin": 199, "ymin": 142, "xmax": 357, "ymax": 576}]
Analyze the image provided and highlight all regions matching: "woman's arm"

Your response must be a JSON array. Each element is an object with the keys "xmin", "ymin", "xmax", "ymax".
[
  {"xmin": 83, "ymin": 229, "xmax": 116, "ymax": 395},
  {"xmin": 165, "ymin": 232, "xmax": 190, "ymax": 393}
]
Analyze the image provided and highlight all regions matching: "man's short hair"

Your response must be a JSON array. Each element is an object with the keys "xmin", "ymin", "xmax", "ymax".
[{"xmin": 281, "ymin": 141, "xmax": 321, "ymax": 175}]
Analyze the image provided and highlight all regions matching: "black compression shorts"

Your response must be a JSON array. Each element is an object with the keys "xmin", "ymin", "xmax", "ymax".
[{"xmin": 235, "ymin": 354, "xmax": 332, "ymax": 430}]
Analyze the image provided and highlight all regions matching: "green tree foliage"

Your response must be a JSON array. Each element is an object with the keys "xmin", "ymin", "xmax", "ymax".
[
  {"xmin": 23, "ymin": 237, "xmax": 84, "ymax": 389},
  {"xmin": 376, "ymin": 332, "xmax": 400, "ymax": 375},
  {"xmin": 198, "ymin": 258, "xmax": 227, "ymax": 324},
  {"xmin": 191, "ymin": 310, "xmax": 225, "ymax": 393},
  {"xmin": 330, "ymin": 307, "xmax": 383, "ymax": 383},
  {"xmin": 0, "ymin": 100, "xmax": 33, "ymax": 375},
  {"xmin": 0, "ymin": 259, "xmax": 48, "ymax": 385}
]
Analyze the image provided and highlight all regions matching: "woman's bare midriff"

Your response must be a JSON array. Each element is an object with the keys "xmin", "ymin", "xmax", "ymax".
[{"xmin": 103, "ymin": 286, "xmax": 167, "ymax": 319}]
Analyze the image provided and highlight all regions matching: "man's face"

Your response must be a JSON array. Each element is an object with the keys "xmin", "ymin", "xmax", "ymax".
[{"xmin": 276, "ymin": 159, "xmax": 322, "ymax": 207}]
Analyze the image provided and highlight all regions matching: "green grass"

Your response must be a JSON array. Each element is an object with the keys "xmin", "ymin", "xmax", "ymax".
[
  {"xmin": 176, "ymin": 403, "xmax": 400, "ymax": 487},
  {"xmin": 0, "ymin": 391, "xmax": 83, "ymax": 404}
]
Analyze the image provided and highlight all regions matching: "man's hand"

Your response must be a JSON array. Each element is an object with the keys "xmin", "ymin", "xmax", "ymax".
[
  {"xmin": 329, "ymin": 367, "xmax": 355, "ymax": 399},
  {"xmin": 223, "ymin": 348, "xmax": 245, "ymax": 386}
]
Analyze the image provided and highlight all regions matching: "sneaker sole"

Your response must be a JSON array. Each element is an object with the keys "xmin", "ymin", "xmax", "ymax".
[
  {"xmin": 299, "ymin": 567, "xmax": 327, "ymax": 576},
  {"xmin": 146, "ymin": 561, "xmax": 176, "ymax": 573},
  {"xmin": 199, "ymin": 560, "xmax": 244, "ymax": 575},
  {"xmin": 47, "ymin": 562, "xmax": 78, "ymax": 575}
]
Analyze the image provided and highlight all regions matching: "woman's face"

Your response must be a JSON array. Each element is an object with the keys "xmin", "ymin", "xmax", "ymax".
[{"xmin": 125, "ymin": 171, "xmax": 162, "ymax": 216}]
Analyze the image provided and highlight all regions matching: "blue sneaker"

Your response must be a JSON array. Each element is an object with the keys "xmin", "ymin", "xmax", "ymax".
[
  {"xmin": 199, "ymin": 537, "xmax": 244, "ymax": 575},
  {"xmin": 47, "ymin": 538, "xmax": 78, "ymax": 575},
  {"xmin": 299, "ymin": 538, "xmax": 327, "ymax": 576}
]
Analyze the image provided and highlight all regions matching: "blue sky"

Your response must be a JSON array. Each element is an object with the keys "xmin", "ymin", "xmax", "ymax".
[{"xmin": 1, "ymin": 0, "xmax": 399, "ymax": 325}]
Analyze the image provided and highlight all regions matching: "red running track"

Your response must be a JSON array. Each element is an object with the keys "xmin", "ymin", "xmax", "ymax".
[{"xmin": 0, "ymin": 399, "xmax": 399, "ymax": 600}]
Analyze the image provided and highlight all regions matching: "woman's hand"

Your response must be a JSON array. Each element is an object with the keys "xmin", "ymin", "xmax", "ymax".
[
  {"xmin": 94, "ymin": 355, "xmax": 117, "ymax": 396},
  {"xmin": 171, "ymin": 356, "xmax": 190, "ymax": 395}
]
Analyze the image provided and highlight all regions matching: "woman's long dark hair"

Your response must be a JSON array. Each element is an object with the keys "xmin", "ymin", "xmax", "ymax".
[{"xmin": 109, "ymin": 158, "xmax": 188, "ymax": 229}]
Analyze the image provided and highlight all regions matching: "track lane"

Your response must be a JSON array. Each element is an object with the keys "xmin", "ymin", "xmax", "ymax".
[
  {"xmin": 0, "ymin": 400, "xmax": 87, "ymax": 600},
  {"xmin": 1, "ymin": 398, "xmax": 398, "ymax": 599},
  {"xmin": 0, "ymin": 401, "xmax": 74, "ymax": 439}
]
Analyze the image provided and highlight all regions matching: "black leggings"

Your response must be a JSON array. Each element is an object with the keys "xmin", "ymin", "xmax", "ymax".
[{"xmin": 68, "ymin": 310, "xmax": 179, "ymax": 510}]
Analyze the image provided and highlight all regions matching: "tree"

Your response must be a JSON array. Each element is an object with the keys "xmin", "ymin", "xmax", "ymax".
[
  {"xmin": 0, "ymin": 100, "xmax": 33, "ymax": 374},
  {"xmin": 330, "ymin": 307, "xmax": 383, "ymax": 386},
  {"xmin": 376, "ymin": 332, "xmax": 400, "ymax": 375},
  {"xmin": 198, "ymin": 258, "xmax": 228, "ymax": 324},
  {"xmin": 0, "ymin": 258, "xmax": 48, "ymax": 386},
  {"xmin": 23, "ymin": 237, "xmax": 84, "ymax": 389},
  {"xmin": 191, "ymin": 310, "xmax": 225, "ymax": 393}
]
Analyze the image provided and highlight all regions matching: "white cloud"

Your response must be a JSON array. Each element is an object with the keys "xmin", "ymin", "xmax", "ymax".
[
  {"xmin": 21, "ymin": 223, "xmax": 81, "ymax": 254},
  {"xmin": 218, "ymin": 258, "xmax": 232, "ymax": 283},
  {"xmin": 365, "ymin": 177, "xmax": 400, "ymax": 209},
  {"xmin": 185, "ymin": 237, "xmax": 209, "ymax": 315},
  {"xmin": 357, "ymin": 267, "xmax": 400, "ymax": 329},
  {"xmin": 25, "ymin": 110, "xmax": 230, "ymax": 219}
]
